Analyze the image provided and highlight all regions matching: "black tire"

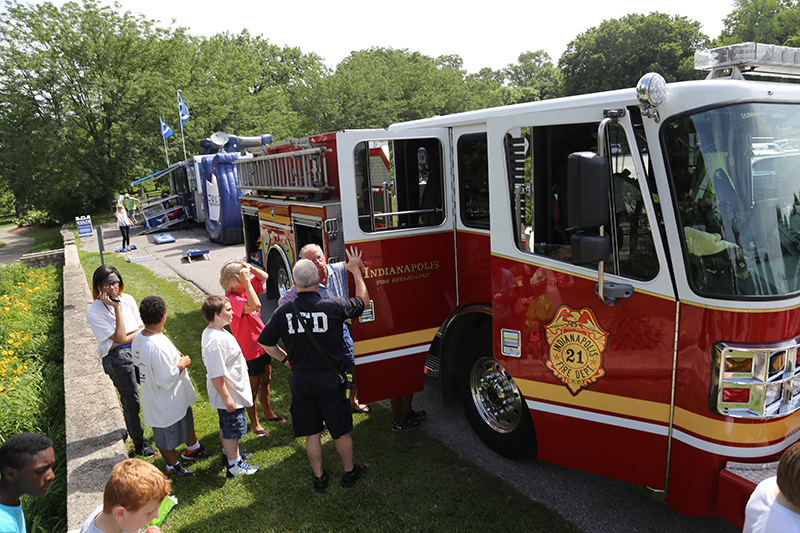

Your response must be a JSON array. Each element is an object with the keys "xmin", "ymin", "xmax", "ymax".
[
  {"xmin": 266, "ymin": 253, "xmax": 291, "ymax": 300},
  {"xmin": 457, "ymin": 330, "xmax": 536, "ymax": 459}
]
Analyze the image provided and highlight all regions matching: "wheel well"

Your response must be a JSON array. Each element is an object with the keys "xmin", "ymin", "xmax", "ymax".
[
  {"xmin": 439, "ymin": 310, "xmax": 492, "ymax": 406},
  {"xmin": 266, "ymin": 247, "xmax": 292, "ymax": 300}
]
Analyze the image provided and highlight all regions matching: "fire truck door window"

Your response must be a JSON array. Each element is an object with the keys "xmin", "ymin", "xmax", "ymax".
[
  {"xmin": 353, "ymin": 138, "xmax": 445, "ymax": 232},
  {"xmin": 457, "ymin": 133, "xmax": 490, "ymax": 230},
  {"xmin": 510, "ymin": 123, "xmax": 658, "ymax": 281}
]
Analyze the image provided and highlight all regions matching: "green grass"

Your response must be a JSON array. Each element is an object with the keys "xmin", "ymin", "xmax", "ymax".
[
  {"xmin": 76, "ymin": 249, "xmax": 581, "ymax": 533},
  {"xmin": 26, "ymin": 226, "xmax": 64, "ymax": 254}
]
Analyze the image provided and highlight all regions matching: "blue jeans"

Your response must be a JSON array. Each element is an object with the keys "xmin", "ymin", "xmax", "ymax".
[{"xmin": 102, "ymin": 345, "xmax": 145, "ymax": 448}]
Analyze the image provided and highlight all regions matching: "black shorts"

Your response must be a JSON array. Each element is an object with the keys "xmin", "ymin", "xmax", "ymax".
[
  {"xmin": 289, "ymin": 369, "xmax": 353, "ymax": 440},
  {"xmin": 246, "ymin": 352, "xmax": 272, "ymax": 377}
]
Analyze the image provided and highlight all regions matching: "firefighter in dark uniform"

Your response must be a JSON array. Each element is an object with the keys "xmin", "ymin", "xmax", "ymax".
[{"xmin": 258, "ymin": 248, "xmax": 369, "ymax": 493}]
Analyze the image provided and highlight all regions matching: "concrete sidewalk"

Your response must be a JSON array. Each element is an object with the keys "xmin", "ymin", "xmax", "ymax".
[
  {"xmin": 80, "ymin": 220, "xmax": 247, "ymax": 296},
  {"xmin": 0, "ymin": 225, "xmax": 34, "ymax": 265}
]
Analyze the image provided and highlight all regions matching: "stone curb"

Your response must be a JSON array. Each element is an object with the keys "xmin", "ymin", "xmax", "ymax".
[{"xmin": 62, "ymin": 228, "xmax": 127, "ymax": 531}]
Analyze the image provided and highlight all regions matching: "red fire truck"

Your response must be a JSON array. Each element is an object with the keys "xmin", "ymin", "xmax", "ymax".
[{"xmin": 236, "ymin": 43, "xmax": 800, "ymax": 527}]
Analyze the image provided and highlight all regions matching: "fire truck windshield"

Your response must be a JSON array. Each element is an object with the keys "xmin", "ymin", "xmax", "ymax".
[{"xmin": 665, "ymin": 102, "xmax": 800, "ymax": 297}]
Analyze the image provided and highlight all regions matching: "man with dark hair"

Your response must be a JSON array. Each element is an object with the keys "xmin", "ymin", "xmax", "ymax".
[
  {"xmin": 0, "ymin": 433, "xmax": 55, "ymax": 533},
  {"xmin": 259, "ymin": 249, "xmax": 369, "ymax": 493},
  {"xmin": 132, "ymin": 296, "xmax": 213, "ymax": 478}
]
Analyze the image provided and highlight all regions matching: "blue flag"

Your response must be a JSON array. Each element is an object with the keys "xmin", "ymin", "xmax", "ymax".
[
  {"xmin": 178, "ymin": 93, "xmax": 190, "ymax": 126},
  {"xmin": 160, "ymin": 118, "xmax": 174, "ymax": 139}
]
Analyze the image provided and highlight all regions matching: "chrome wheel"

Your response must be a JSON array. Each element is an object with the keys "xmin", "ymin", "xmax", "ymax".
[{"xmin": 468, "ymin": 356, "xmax": 525, "ymax": 434}]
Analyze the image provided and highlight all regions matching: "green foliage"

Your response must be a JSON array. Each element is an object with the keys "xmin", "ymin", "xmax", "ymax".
[
  {"xmin": 559, "ymin": 12, "xmax": 709, "ymax": 96},
  {"xmin": 719, "ymin": 0, "xmax": 800, "ymax": 46},
  {"xmin": 0, "ymin": 0, "xmax": 193, "ymax": 221},
  {"xmin": 503, "ymin": 50, "xmax": 562, "ymax": 104},
  {"xmin": 295, "ymin": 48, "xmax": 503, "ymax": 133},
  {"xmin": 15, "ymin": 209, "xmax": 57, "ymax": 228},
  {"xmin": 0, "ymin": 263, "xmax": 65, "ymax": 533}
]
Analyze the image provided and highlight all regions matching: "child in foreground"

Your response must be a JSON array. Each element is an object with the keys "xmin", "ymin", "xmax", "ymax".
[
  {"xmin": 201, "ymin": 295, "xmax": 260, "ymax": 478},
  {"xmin": 132, "ymin": 296, "xmax": 214, "ymax": 478},
  {"xmin": 0, "ymin": 432, "xmax": 55, "ymax": 533},
  {"xmin": 79, "ymin": 458, "xmax": 170, "ymax": 533},
  {"xmin": 743, "ymin": 441, "xmax": 800, "ymax": 532}
]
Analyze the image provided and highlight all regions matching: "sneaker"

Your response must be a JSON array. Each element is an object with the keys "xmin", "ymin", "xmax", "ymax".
[
  {"xmin": 166, "ymin": 462, "xmax": 194, "ymax": 477},
  {"xmin": 135, "ymin": 444, "xmax": 159, "ymax": 458},
  {"xmin": 392, "ymin": 417, "xmax": 420, "ymax": 433},
  {"xmin": 313, "ymin": 470, "xmax": 329, "ymax": 494},
  {"xmin": 181, "ymin": 444, "xmax": 216, "ymax": 461},
  {"xmin": 227, "ymin": 459, "xmax": 260, "ymax": 478},
  {"xmin": 405, "ymin": 409, "xmax": 427, "ymax": 423},
  {"xmin": 221, "ymin": 452, "xmax": 253, "ymax": 468},
  {"xmin": 341, "ymin": 464, "xmax": 367, "ymax": 488}
]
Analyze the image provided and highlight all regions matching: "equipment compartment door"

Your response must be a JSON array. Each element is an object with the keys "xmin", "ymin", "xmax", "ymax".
[{"xmin": 337, "ymin": 129, "xmax": 455, "ymax": 402}]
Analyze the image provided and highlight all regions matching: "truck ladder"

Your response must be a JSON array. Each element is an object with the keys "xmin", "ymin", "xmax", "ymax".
[{"xmin": 234, "ymin": 147, "xmax": 329, "ymax": 194}]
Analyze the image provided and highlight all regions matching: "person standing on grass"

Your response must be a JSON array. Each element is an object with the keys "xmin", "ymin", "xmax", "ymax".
[
  {"xmin": 278, "ymin": 243, "xmax": 371, "ymax": 415},
  {"xmin": 219, "ymin": 261, "xmax": 285, "ymax": 437},
  {"xmin": 78, "ymin": 458, "xmax": 170, "ymax": 533},
  {"xmin": 201, "ymin": 295, "xmax": 261, "ymax": 478},
  {"xmin": 132, "ymin": 296, "xmax": 214, "ymax": 478},
  {"xmin": 0, "ymin": 433, "xmax": 55, "ymax": 533},
  {"xmin": 258, "ymin": 250, "xmax": 368, "ymax": 493},
  {"xmin": 86, "ymin": 265, "xmax": 157, "ymax": 458}
]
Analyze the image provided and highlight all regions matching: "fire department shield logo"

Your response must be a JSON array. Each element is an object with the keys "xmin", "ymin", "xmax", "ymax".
[{"xmin": 543, "ymin": 305, "xmax": 609, "ymax": 395}]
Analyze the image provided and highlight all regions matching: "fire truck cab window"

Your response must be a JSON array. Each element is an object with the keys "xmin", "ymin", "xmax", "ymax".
[
  {"xmin": 354, "ymin": 138, "xmax": 445, "ymax": 232},
  {"xmin": 509, "ymin": 122, "xmax": 658, "ymax": 281},
  {"xmin": 666, "ymin": 103, "xmax": 800, "ymax": 297},
  {"xmin": 457, "ymin": 133, "xmax": 490, "ymax": 230}
]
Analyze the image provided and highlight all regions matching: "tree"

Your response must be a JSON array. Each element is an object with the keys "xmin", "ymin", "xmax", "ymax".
[
  {"xmin": 503, "ymin": 50, "xmax": 562, "ymax": 104},
  {"xmin": 718, "ymin": 0, "xmax": 800, "ymax": 46},
  {"xmin": 0, "ymin": 0, "xmax": 191, "ymax": 220},
  {"xmin": 294, "ymin": 47, "xmax": 503, "ymax": 133},
  {"xmin": 559, "ymin": 13, "xmax": 708, "ymax": 97}
]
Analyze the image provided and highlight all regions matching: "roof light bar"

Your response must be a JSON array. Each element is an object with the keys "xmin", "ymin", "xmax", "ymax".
[{"xmin": 695, "ymin": 42, "xmax": 800, "ymax": 79}]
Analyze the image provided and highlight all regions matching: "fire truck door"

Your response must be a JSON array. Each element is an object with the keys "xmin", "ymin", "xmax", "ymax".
[
  {"xmin": 487, "ymin": 117, "xmax": 676, "ymax": 489},
  {"xmin": 337, "ymin": 129, "xmax": 456, "ymax": 403}
]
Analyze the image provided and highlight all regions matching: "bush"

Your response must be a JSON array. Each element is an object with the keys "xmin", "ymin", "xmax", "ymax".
[{"xmin": 15, "ymin": 209, "xmax": 58, "ymax": 227}]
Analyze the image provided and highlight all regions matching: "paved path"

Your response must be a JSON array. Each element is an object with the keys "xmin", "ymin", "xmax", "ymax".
[{"xmin": 0, "ymin": 225, "xmax": 34, "ymax": 264}]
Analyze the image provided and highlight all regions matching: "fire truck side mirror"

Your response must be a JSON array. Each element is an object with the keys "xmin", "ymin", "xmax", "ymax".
[
  {"xmin": 567, "ymin": 151, "xmax": 610, "ymax": 230},
  {"xmin": 570, "ymin": 231, "xmax": 612, "ymax": 265}
]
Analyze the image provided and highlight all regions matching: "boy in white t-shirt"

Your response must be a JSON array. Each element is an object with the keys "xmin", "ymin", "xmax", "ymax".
[
  {"xmin": 132, "ymin": 296, "xmax": 214, "ymax": 478},
  {"xmin": 201, "ymin": 295, "xmax": 260, "ymax": 478},
  {"xmin": 744, "ymin": 442, "xmax": 800, "ymax": 532}
]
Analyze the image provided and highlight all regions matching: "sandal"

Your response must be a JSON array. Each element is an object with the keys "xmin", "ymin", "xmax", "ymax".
[
  {"xmin": 266, "ymin": 415, "xmax": 287, "ymax": 423},
  {"xmin": 352, "ymin": 404, "xmax": 372, "ymax": 414},
  {"xmin": 252, "ymin": 428, "xmax": 269, "ymax": 437}
]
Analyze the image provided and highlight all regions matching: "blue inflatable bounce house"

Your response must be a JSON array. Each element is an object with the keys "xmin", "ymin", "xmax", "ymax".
[{"xmin": 199, "ymin": 132, "xmax": 272, "ymax": 244}]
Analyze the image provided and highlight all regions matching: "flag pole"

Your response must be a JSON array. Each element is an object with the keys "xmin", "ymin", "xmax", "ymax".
[
  {"xmin": 177, "ymin": 90, "xmax": 188, "ymax": 161},
  {"xmin": 160, "ymin": 117, "xmax": 171, "ymax": 166}
]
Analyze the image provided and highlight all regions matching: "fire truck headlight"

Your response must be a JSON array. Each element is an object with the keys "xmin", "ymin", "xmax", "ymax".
[
  {"xmin": 637, "ymin": 73, "xmax": 666, "ymax": 122},
  {"xmin": 766, "ymin": 382, "xmax": 782, "ymax": 407},
  {"xmin": 637, "ymin": 73, "xmax": 666, "ymax": 107}
]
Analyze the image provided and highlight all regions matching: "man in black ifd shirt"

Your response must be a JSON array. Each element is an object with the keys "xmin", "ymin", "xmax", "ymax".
[{"xmin": 258, "ymin": 248, "xmax": 369, "ymax": 493}]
